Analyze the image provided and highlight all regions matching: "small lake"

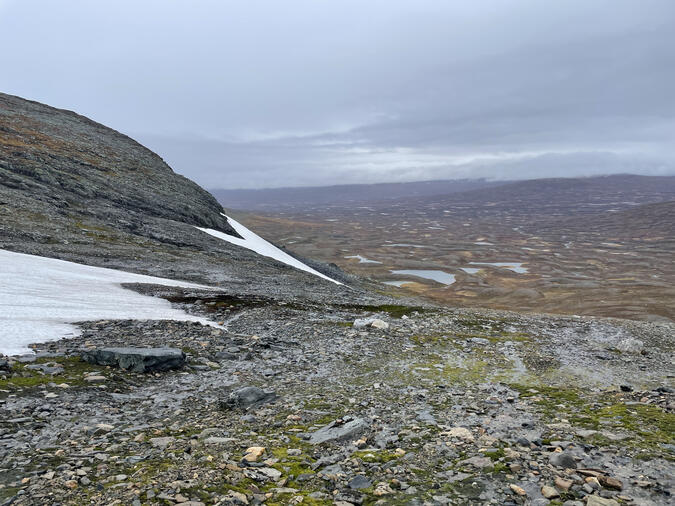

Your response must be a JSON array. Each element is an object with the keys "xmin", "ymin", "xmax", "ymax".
[
  {"xmin": 390, "ymin": 269, "xmax": 456, "ymax": 285},
  {"xmin": 468, "ymin": 262, "xmax": 528, "ymax": 274},
  {"xmin": 345, "ymin": 255, "xmax": 381, "ymax": 264},
  {"xmin": 383, "ymin": 280, "xmax": 414, "ymax": 287},
  {"xmin": 460, "ymin": 267, "xmax": 481, "ymax": 274}
]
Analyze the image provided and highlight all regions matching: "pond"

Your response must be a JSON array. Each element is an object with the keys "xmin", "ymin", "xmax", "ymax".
[
  {"xmin": 468, "ymin": 262, "xmax": 528, "ymax": 274},
  {"xmin": 390, "ymin": 269, "xmax": 456, "ymax": 285}
]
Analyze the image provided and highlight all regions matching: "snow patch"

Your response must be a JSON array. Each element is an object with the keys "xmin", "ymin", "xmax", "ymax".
[
  {"xmin": 0, "ymin": 250, "xmax": 216, "ymax": 356},
  {"xmin": 196, "ymin": 215, "xmax": 341, "ymax": 285}
]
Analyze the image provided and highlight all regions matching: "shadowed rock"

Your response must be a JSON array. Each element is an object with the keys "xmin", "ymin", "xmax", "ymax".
[{"xmin": 80, "ymin": 347, "xmax": 186, "ymax": 373}]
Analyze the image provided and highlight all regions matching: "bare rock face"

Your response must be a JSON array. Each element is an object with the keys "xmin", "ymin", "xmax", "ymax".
[{"xmin": 80, "ymin": 347, "xmax": 186, "ymax": 373}]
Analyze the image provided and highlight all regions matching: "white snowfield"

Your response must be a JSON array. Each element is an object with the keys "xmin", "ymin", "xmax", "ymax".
[
  {"xmin": 0, "ymin": 249, "xmax": 216, "ymax": 356},
  {"xmin": 195, "ymin": 214, "xmax": 341, "ymax": 285}
]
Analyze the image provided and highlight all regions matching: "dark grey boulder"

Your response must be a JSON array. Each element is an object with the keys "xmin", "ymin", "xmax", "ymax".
[
  {"xmin": 220, "ymin": 386, "xmax": 277, "ymax": 410},
  {"xmin": 549, "ymin": 451, "xmax": 577, "ymax": 469},
  {"xmin": 80, "ymin": 347, "xmax": 186, "ymax": 373},
  {"xmin": 0, "ymin": 359, "xmax": 10, "ymax": 372},
  {"xmin": 309, "ymin": 416, "xmax": 369, "ymax": 444},
  {"xmin": 348, "ymin": 475, "xmax": 372, "ymax": 490}
]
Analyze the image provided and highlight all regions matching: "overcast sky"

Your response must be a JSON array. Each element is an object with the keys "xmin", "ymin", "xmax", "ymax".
[{"xmin": 1, "ymin": 1, "xmax": 674, "ymax": 189}]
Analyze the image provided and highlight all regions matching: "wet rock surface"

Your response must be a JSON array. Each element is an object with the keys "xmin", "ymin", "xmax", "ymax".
[{"xmin": 1, "ymin": 289, "xmax": 673, "ymax": 505}]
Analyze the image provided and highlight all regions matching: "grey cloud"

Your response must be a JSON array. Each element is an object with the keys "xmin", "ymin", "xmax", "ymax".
[{"xmin": 1, "ymin": 0, "xmax": 673, "ymax": 188}]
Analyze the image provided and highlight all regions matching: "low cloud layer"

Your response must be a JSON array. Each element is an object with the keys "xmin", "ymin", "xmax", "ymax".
[{"xmin": 1, "ymin": 0, "xmax": 674, "ymax": 188}]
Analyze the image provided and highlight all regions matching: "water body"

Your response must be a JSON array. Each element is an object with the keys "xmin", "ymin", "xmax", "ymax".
[
  {"xmin": 383, "ymin": 280, "xmax": 414, "ymax": 287},
  {"xmin": 390, "ymin": 269, "xmax": 456, "ymax": 285},
  {"xmin": 345, "ymin": 255, "xmax": 382, "ymax": 264},
  {"xmin": 469, "ymin": 262, "xmax": 528, "ymax": 274},
  {"xmin": 460, "ymin": 267, "xmax": 482, "ymax": 274}
]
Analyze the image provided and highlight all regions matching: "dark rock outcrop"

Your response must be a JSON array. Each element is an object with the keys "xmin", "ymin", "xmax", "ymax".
[{"xmin": 80, "ymin": 347, "xmax": 186, "ymax": 373}]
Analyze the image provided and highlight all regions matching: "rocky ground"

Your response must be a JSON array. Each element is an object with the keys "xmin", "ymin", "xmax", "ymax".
[{"xmin": 1, "ymin": 286, "xmax": 673, "ymax": 506}]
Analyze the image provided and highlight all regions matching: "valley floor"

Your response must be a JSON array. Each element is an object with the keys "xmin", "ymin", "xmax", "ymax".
[{"xmin": 1, "ymin": 287, "xmax": 673, "ymax": 505}]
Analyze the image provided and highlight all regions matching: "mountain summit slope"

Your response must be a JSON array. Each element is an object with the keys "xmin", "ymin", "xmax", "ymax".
[{"xmin": 0, "ymin": 92, "xmax": 238, "ymax": 236}]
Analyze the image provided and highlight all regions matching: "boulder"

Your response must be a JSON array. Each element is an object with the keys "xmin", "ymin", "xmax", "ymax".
[
  {"xmin": 220, "ymin": 386, "xmax": 277, "ymax": 410},
  {"xmin": 80, "ymin": 347, "xmax": 185, "ymax": 373},
  {"xmin": 309, "ymin": 416, "xmax": 368, "ymax": 444}
]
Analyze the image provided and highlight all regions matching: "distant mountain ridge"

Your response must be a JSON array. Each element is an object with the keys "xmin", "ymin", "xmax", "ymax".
[
  {"xmin": 211, "ymin": 174, "xmax": 675, "ymax": 213},
  {"xmin": 211, "ymin": 179, "xmax": 510, "ymax": 211}
]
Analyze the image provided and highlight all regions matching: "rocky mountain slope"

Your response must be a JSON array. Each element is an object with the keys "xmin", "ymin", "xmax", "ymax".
[
  {"xmin": 0, "ymin": 92, "xmax": 357, "ymax": 296},
  {"xmin": 0, "ymin": 95, "xmax": 673, "ymax": 506}
]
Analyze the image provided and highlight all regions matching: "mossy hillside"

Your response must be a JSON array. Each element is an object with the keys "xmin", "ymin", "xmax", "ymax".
[{"xmin": 511, "ymin": 384, "xmax": 675, "ymax": 457}]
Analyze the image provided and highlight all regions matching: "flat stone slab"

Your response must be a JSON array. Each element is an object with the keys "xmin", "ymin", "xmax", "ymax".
[
  {"xmin": 308, "ymin": 417, "xmax": 368, "ymax": 444},
  {"xmin": 80, "ymin": 347, "xmax": 186, "ymax": 373}
]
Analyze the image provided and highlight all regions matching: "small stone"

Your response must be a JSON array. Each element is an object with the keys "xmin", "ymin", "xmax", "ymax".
[
  {"xmin": 555, "ymin": 477, "xmax": 573, "ymax": 491},
  {"xmin": 586, "ymin": 496, "xmax": 619, "ymax": 506},
  {"xmin": 354, "ymin": 437, "xmax": 367, "ymax": 448},
  {"xmin": 446, "ymin": 427, "xmax": 474, "ymax": 441},
  {"xmin": 287, "ymin": 449, "xmax": 302, "ymax": 456},
  {"xmin": 373, "ymin": 482, "xmax": 394, "ymax": 496},
  {"xmin": 541, "ymin": 485, "xmax": 559, "ymax": 499},
  {"xmin": 370, "ymin": 319, "xmax": 389, "ymax": 330},
  {"xmin": 549, "ymin": 451, "xmax": 576, "ymax": 469},
  {"xmin": 585, "ymin": 477, "xmax": 601, "ymax": 490},
  {"xmin": 509, "ymin": 484, "xmax": 527, "ymax": 496},
  {"xmin": 598, "ymin": 476, "xmax": 623, "ymax": 490},
  {"xmin": 84, "ymin": 375, "xmax": 106, "ymax": 382},
  {"xmin": 80, "ymin": 477, "xmax": 91, "ymax": 486},
  {"xmin": 95, "ymin": 423, "xmax": 114, "ymax": 433},
  {"xmin": 64, "ymin": 480, "xmax": 78, "ymax": 489},
  {"xmin": 149, "ymin": 437, "xmax": 174, "ymax": 449},
  {"xmin": 243, "ymin": 446, "xmax": 266, "ymax": 462},
  {"xmin": 258, "ymin": 467, "xmax": 282, "ymax": 480}
]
